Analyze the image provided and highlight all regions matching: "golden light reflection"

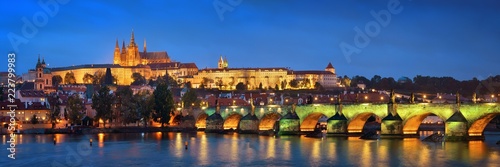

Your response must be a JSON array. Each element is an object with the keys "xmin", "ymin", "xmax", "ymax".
[
  {"xmin": 361, "ymin": 141, "xmax": 372, "ymax": 167},
  {"xmin": 174, "ymin": 133, "xmax": 184, "ymax": 158},
  {"xmin": 230, "ymin": 135, "xmax": 239, "ymax": 162},
  {"xmin": 198, "ymin": 133, "xmax": 208, "ymax": 165},
  {"xmin": 310, "ymin": 140, "xmax": 321, "ymax": 160},
  {"xmin": 468, "ymin": 141, "xmax": 486, "ymax": 161},
  {"xmin": 98, "ymin": 133, "xmax": 104, "ymax": 148},
  {"xmin": 155, "ymin": 132, "xmax": 162, "ymax": 140}
]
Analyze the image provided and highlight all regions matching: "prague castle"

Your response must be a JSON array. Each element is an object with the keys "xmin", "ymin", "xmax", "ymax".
[{"xmin": 22, "ymin": 31, "xmax": 338, "ymax": 92}]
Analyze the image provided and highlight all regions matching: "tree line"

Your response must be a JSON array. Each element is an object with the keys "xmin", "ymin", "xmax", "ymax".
[{"xmin": 340, "ymin": 75, "xmax": 500, "ymax": 97}]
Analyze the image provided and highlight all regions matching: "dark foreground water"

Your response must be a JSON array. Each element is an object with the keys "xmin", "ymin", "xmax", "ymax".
[{"xmin": 1, "ymin": 131, "xmax": 500, "ymax": 167}]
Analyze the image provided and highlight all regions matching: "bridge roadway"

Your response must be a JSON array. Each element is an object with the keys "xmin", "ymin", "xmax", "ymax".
[{"xmin": 175, "ymin": 102, "xmax": 500, "ymax": 141}]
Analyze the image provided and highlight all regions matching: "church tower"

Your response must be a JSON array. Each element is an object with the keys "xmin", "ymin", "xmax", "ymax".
[
  {"xmin": 218, "ymin": 55, "xmax": 228, "ymax": 69},
  {"xmin": 325, "ymin": 62, "xmax": 335, "ymax": 74},
  {"xmin": 113, "ymin": 39, "xmax": 121, "ymax": 64},
  {"xmin": 126, "ymin": 30, "xmax": 140, "ymax": 66},
  {"xmin": 35, "ymin": 55, "xmax": 45, "ymax": 90}
]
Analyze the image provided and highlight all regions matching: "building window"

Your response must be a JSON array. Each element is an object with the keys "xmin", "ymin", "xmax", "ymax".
[
  {"xmin": 39, "ymin": 73, "xmax": 41, "ymax": 78},
  {"xmin": 39, "ymin": 84, "xmax": 42, "ymax": 89}
]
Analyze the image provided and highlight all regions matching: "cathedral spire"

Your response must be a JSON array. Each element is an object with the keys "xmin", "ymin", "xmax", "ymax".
[
  {"xmin": 42, "ymin": 57, "xmax": 45, "ymax": 64},
  {"xmin": 130, "ymin": 29, "xmax": 135, "ymax": 46},
  {"xmin": 115, "ymin": 38, "xmax": 119, "ymax": 48},
  {"xmin": 144, "ymin": 38, "xmax": 147, "ymax": 53},
  {"xmin": 122, "ymin": 40, "xmax": 126, "ymax": 54}
]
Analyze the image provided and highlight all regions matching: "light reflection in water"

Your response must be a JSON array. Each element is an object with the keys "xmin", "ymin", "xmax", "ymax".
[
  {"xmin": 267, "ymin": 136, "xmax": 277, "ymax": 159},
  {"xmin": 198, "ymin": 133, "xmax": 208, "ymax": 165},
  {"xmin": 310, "ymin": 139, "xmax": 321, "ymax": 160},
  {"xmin": 230, "ymin": 134, "xmax": 239, "ymax": 162},
  {"xmin": 3, "ymin": 132, "xmax": 500, "ymax": 166},
  {"xmin": 98, "ymin": 133, "xmax": 104, "ymax": 148}
]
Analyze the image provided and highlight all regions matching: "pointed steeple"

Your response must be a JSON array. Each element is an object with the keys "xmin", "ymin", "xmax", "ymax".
[
  {"xmin": 42, "ymin": 57, "xmax": 45, "ymax": 64},
  {"xmin": 121, "ymin": 40, "xmax": 126, "ymax": 54},
  {"xmin": 130, "ymin": 29, "xmax": 135, "ymax": 46},
  {"xmin": 143, "ymin": 38, "xmax": 147, "ymax": 53},
  {"xmin": 115, "ymin": 39, "xmax": 119, "ymax": 48},
  {"xmin": 36, "ymin": 54, "xmax": 41, "ymax": 67}
]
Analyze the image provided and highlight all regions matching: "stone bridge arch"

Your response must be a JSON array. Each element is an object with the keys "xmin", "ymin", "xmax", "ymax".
[
  {"xmin": 223, "ymin": 112, "xmax": 243, "ymax": 130},
  {"xmin": 195, "ymin": 112, "xmax": 209, "ymax": 129},
  {"xmin": 300, "ymin": 112, "xmax": 327, "ymax": 132},
  {"xmin": 342, "ymin": 104, "xmax": 388, "ymax": 133},
  {"xmin": 460, "ymin": 104, "xmax": 500, "ymax": 137},
  {"xmin": 259, "ymin": 112, "xmax": 282, "ymax": 131},
  {"xmin": 397, "ymin": 104, "xmax": 455, "ymax": 135}
]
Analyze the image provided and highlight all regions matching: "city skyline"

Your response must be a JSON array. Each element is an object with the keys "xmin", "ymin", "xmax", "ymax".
[{"xmin": 2, "ymin": 0, "xmax": 500, "ymax": 81}]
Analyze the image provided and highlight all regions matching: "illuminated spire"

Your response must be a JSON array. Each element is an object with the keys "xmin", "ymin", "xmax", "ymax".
[
  {"xmin": 130, "ymin": 29, "xmax": 135, "ymax": 46},
  {"xmin": 122, "ymin": 40, "xmax": 126, "ymax": 54},
  {"xmin": 143, "ymin": 38, "xmax": 147, "ymax": 53},
  {"xmin": 115, "ymin": 38, "xmax": 119, "ymax": 48}
]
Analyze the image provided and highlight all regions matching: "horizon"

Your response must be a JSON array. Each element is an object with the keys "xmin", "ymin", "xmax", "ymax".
[{"xmin": 2, "ymin": 1, "xmax": 500, "ymax": 81}]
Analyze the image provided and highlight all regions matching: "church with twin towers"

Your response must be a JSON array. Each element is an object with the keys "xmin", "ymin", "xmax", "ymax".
[{"xmin": 23, "ymin": 30, "xmax": 339, "ymax": 92}]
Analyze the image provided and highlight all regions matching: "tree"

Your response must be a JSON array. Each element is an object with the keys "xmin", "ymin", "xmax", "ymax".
[
  {"xmin": 370, "ymin": 75, "xmax": 382, "ymax": 87},
  {"xmin": 216, "ymin": 79, "xmax": 224, "ymax": 89},
  {"xmin": 67, "ymin": 94, "xmax": 85, "ymax": 125},
  {"xmin": 351, "ymin": 75, "xmax": 370, "ymax": 88},
  {"xmin": 182, "ymin": 88, "xmax": 200, "ymax": 109},
  {"xmin": 290, "ymin": 79, "xmax": 299, "ymax": 88},
  {"xmin": 281, "ymin": 80, "xmax": 286, "ymax": 90},
  {"xmin": 134, "ymin": 90, "xmax": 154, "ymax": 127},
  {"xmin": 199, "ymin": 83, "xmax": 205, "ymax": 89},
  {"xmin": 235, "ymin": 82, "xmax": 246, "ymax": 91},
  {"xmin": 340, "ymin": 75, "xmax": 351, "ymax": 87},
  {"xmin": 47, "ymin": 94, "xmax": 61, "ymax": 129},
  {"xmin": 131, "ymin": 72, "xmax": 146, "ymax": 85},
  {"xmin": 92, "ymin": 86, "xmax": 114, "ymax": 128},
  {"xmin": 202, "ymin": 77, "xmax": 211, "ymax": 88},
  {"xmin": 92, "ymin": 70, "xmax": 105, "ymax": 84},
  {"xmin": 116, "ymin": 86, "xmax": 138, "ymax": 125},
  {"xmin": 83, "ymin": 73, "xmax": 94, "ymax": 84},
  {"xmin": 259, "ymin": 82, "xmax": 263, "ymax": 90},
  {"xmin": 52, "ymin": 75, "xmax": 63, "ymax": 87},
  {"xmin": 30, "ymin": 114, "xmax": 39, "ymax": 124},
  {"xmin": 314, "ymin": 82, "xmax": 323, "ymax": 91},
  {"xmin": 153, "ymin": 82, "xmax": 174, "ymax": 127},
  {"xmin": 64, "ymin": 72, "xmax": 76, "ymax": 84},
  {"xmin": 275, "ymin": 84, "xmax": 279, "ymax": 90}
]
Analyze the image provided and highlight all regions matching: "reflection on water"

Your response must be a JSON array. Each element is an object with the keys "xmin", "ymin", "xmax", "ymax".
[{"xmin": 1, "ymin": 131, "xmax": 500, "ymax": 166}]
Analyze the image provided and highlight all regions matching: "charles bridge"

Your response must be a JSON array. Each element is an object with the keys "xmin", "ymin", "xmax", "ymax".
[{"xmin": 174, "ymin": 94, "xmax": 500, "ymax": 141}]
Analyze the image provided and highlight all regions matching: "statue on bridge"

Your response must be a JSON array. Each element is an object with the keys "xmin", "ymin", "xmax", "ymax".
[
  {"xmin": 410, "ymin": 93, "xmax": 415, "ymax": 104},
  {"xmin": 390, "ymin": 89, "xmax": 396, "ymax": 104}
]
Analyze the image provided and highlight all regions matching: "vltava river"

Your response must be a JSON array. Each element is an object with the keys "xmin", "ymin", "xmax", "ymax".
[{"xmin": 2, "ymin": 132, "xmax": 500, "ymax": 166}]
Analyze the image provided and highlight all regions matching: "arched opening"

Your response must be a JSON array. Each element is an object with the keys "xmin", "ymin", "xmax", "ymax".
[
  {"xmin": 300, "ymin": 112, "xmax": 327, "ymax": 132},
  {"xmin": 223, "ymin": 113, "xmax": 243, "ymax": 130},
  {"xmin": 195, "ymin": 113, "xmax": 208, "ymax": 129},
  {"xmin": 259, "ymin": 112, "xmax": 281, "ymax": 131},
  {"xmin": 169, "ymin": 115, "xmax": 183, "ymax": 125},
  {"xmin": 347, "ymin": 112, "xmax": 380, "ymax": 133},
  {"xmin": 469, "ymin": 113, "xmax": 500, "ymax": 137},
  {"xmin": 403, "ymin": 113, "xmax": 445, "ymax": 137}
]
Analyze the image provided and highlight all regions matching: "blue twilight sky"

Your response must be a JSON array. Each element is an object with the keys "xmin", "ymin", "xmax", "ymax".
[{"xmin": 1, "ymin": 0, "xmax": 499, "ymax": 81}]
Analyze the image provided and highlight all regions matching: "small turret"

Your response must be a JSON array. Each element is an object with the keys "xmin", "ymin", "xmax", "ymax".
[{"xmin": 325, "ymin": 62, "xmax": 335, "ymax": 74}]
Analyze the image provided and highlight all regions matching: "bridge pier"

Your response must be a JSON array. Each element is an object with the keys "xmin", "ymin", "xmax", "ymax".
[
  {"xmin": 239, "ymin": 113, "xmax": 259, "ymax": 134},
  {"xmin": 380, "ymin": 113, "xmax": 404, "ymax": 139},
  {"xmin": 327, "ymin": 112, "xmax": 348, "ymax": 137},
  {"xmin": 205, "ymin": 113, "xmax": 224, "ymax": 133},
  {"xmin": 279, "ymin": 111, "xmax": 301, "ymax": 135},
  {"xmin": 444, "ymin": 111, "xmax": 468, "ymax": 141}
]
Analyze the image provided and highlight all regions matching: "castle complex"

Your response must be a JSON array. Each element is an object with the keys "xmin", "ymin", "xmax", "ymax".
[{"xmin": 22, "ymin": 31, "xmax": 338, "ymax": 92}]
